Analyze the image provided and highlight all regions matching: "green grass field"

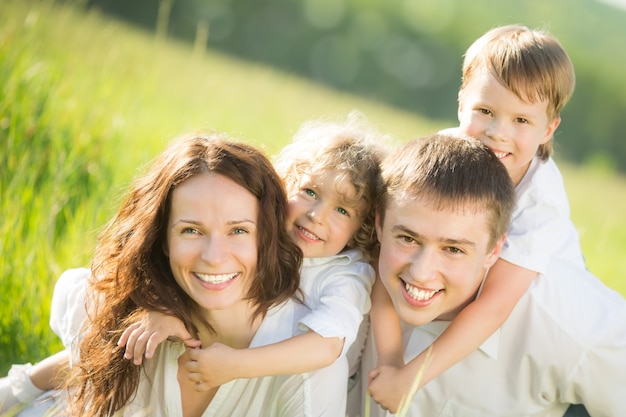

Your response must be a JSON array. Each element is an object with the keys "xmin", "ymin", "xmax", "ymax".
[{"xmin": 1, "ymin": 0, "xmax": 625, "ymax": 373}]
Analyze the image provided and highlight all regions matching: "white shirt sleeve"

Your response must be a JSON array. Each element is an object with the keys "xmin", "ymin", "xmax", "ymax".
[
  {"xmin": 298, "ymin": 252, "xmax": 374, "ymax": 358},
  {"xmin": 49, "ymin": 267, "xmax": 90, "ymax": 365}
]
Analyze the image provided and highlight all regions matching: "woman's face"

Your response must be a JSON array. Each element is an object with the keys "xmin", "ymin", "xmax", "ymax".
[{"xmin": 166, "ymin": 172, "xmax": 259, "ymax": 312}]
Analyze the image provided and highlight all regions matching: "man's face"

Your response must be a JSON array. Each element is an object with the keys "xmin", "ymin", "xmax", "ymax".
[{"xmin": 376, "ymin": 194, "xmax": 504, "ymax": 325}]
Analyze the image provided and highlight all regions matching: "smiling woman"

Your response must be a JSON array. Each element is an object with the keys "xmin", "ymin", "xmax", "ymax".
[{"xmin": 20, "ymin": 132, "xmax": 349, "ymax": 417}]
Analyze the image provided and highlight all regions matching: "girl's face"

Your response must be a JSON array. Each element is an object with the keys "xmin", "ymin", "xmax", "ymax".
[
  {"xmin": 286, "ymin": 170, "xmax": 363, "ymax": 258},
  {"xmin": 166, "ymin": 172, "xmax": 259, "ymax": 313}
]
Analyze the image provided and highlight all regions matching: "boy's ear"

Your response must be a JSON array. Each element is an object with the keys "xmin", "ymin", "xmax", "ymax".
[
  {"xmin": 484, "ymin": 234, "xmax": 506, "ymax": 270},
  {"xmin": 541, "ymin": 116, "xmax": 561, "ymax": 144}
]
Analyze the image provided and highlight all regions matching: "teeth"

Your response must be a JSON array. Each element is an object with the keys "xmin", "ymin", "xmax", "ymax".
[
  {"xmin": 404, "ymin": 282, "xmax": 438, "ymax": 301},
  {"xmin": 298, "ymin": 226, "xmax": 321, "ymax": 240},
  {"xmin": 196, "ymin": 273, "xmax": 237, "ymax": 284},
  {"xmin": 493, "ymin": 152, "xmax": 508, "ymax": 158}
]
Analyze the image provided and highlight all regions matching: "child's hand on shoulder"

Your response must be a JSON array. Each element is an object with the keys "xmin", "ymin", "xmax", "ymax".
[
  {"xmin": 184, "ymin": 343, "xmax": 241, "ymax": 391},
  {"xmin": 118, "ymin": 311, "xmax": 201, "ymax": 365}
]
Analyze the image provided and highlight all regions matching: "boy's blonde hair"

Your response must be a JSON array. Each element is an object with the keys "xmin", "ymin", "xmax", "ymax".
[
  {"xmin": 460, "ymin": 24, "xmax": 575, "ymax": 160},
  {"xmin": 274, "ymin": 111, "xmax": 390, "ymax": 258}
]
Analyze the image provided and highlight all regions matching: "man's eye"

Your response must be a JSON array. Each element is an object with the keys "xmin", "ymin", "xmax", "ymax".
[
  {"xmin": 447, "ymin": 247, "xmax": 465, "ymax": 254},
  {"xmin": 400, "ymin": 235, "xmax": 415, "ymax": 244}
]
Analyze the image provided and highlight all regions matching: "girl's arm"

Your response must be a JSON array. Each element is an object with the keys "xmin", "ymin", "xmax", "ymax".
[
  {"xmin": 369, "ymin": 258, "xmax": 537, "ymax": 412},
  {"xmin": 370, "ymin": 277, "xmax": 404, "ymax": 368},
  {"xmin": 118, "ymin": 311, "xmax": 201, "ymax": 365},
  {"xmin": 185, "ymin": 331, "xmax": 343, "ymax": 390}
]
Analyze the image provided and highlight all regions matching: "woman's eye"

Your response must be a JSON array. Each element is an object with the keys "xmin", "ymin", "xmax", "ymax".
[
  {"xmin": 182, "ymin": 227, "xmax": 199, "ymax": 235},
  {"xmin": 232, "ymin": 227, "xmax": 248, "ymax": 235}
]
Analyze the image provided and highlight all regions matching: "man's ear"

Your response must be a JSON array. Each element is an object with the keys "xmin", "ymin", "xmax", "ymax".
[{"xmin": 484, "ymin": 234, "xmax": 506, "ymax": 269}]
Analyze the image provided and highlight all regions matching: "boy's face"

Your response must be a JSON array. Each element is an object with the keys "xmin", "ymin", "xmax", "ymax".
[
  {"xmin": 458, "ymin": 71, "xmax": 560, "ymax": 185},
  {"xmin": 376, "ymin": 193, "xmax": 503, "ymax": 326},
  {"xmin": 286, "ymin": 170, "xmax": 363, "ymax": 258}
]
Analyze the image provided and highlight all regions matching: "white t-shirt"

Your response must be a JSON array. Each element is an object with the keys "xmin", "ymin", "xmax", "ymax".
[
  {"xmin": 50, "ymin": 268, "xmax": 348, "ymax": 417},
  {"xmin": 361, "ymin": 258, "xmax": 626, "ymax": 416},
  {"xmin": 299, "ymin": 248, "xmax": 375, "ymax": 374},
  {"xmin": 502, "ymin": 156, "xmax": 585, "ymax": 273}
]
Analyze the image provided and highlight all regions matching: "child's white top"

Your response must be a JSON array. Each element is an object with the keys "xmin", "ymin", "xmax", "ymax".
[
  {"xmin": 49, "ymin": 268, "xmax": 349, "ymax": 417},
  {"xmin": 502, "ymin": 156, "xmax": 586, "ymax": 273},
  {"xmin": 299, "ymin": 248, "xmax": 375, "ymax": 370}
]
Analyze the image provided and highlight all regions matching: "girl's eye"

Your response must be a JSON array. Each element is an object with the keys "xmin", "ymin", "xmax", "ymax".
[
  {"xmin": 304, "ymin": 188, "xmax": 316, "ymax": 198},
  {"xmin": 337, "ymin": 207, "xmax": 349, "ymax": 216}
]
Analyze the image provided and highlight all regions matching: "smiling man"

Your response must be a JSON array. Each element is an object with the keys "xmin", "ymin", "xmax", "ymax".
[{"xmin": 360, "ymin": 133, "xmax": 626, "ymax": 417}]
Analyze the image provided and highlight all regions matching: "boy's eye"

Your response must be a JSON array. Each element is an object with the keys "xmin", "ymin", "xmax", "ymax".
[
  {"xmin": 479, "ymin": 108, "xmax": 492, "ymax": 116},
  {"xmin": 515, "ymin": 117, "xmax": 529, "ymax": 124}
]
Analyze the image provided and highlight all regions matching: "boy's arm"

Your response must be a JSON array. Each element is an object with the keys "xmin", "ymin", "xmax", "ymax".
[
  {"xmin": 369, "ymin": 258, "xmax": 537, "ymax": 412},
  {"xmin": 184, "ymin": 331, "xmax": 343, "ymax": 390},
  {"xmin": 370, "ymin": 277, "xmax": 404, "ymax": 368}
]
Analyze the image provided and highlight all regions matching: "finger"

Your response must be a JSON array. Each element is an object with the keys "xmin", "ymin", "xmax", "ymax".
[
  {"xmin": 187, "ymin": 346, "xmax": 201, "ymax": 360},
  {"xmin": 185, "ymin": 358, "xmax": 199, "ymax": 373},
  {"xmin": 183, "ymin": 338, "xmax": 202, "ymax": 348},
  {"xmin": 118, "ymin": 322, "xmax": 140, "ymax": 347},
  {"xmin": 194, "ymin": 380, "xmax": 208, "ymax": 392},
  {"xmin": 132, "ymin": 331, "xmax": 152, "ymax": 365},
  {"xmin": 124, "ymin": 326, "xmax": 144, "ymax": 360},
  {"xmin": 368, "ymin": 368, "xmax": 380, "ymax": 385},
  {"xmin": 145, "ymin": 331, "xmax": 168, "ymax": 359},
  {"xmin": 186, "ymin": 371, "xmax": 203, "ymax": 383}
]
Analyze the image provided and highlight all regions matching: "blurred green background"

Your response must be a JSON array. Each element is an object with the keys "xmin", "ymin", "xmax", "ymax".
[{"xmin": 1, "ymin": 0, "xmax": 625, "ymax": 373}]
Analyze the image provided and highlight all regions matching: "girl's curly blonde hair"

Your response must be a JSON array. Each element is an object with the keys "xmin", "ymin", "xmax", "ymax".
[{"xmin": 274, "ymin": 111, "xmax": 391, "ymax": 259}]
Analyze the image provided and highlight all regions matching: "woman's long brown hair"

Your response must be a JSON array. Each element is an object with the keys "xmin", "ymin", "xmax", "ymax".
[{"xmin": 67, "ymin": 133, "xmax": 302, "ymax": 416}]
